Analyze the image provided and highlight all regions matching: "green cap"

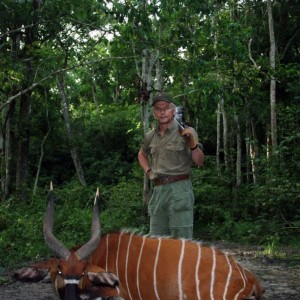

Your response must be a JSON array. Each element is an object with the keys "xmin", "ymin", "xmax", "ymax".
[{"xmin": 152, "ymin": 92, "xmax": 174, "ymax": 106}]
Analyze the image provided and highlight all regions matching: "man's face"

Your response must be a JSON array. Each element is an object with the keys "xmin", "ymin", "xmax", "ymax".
[{"xmin": 153, "ymin": 100, "xmax": 175, "ymax": 125}]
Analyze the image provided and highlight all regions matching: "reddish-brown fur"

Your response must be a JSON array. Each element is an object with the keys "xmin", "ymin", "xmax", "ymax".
[
  {"xmin": 15, "ymin": 187, "xmax": 264, "ymax": 300},
  {"xmin": 88, "ymin": 231, "xmax": 264, "ymax": 300}
]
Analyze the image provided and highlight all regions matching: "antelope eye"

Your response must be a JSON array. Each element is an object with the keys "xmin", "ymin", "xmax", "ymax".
[{"xmin": 57, "ymin": 266, "xmax": 62, "ymax": 275}]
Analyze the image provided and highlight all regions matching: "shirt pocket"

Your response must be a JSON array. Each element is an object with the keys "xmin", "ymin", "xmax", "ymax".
[
  {"xmin": 165, "ymin": 143, "xmax": 185, "ymax": 152},
  {"xmin": 164, "ymin": 142, "xmax": 186, "ymax": 164}
]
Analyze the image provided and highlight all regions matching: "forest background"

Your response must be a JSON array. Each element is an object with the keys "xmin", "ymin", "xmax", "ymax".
[{"xmin": 0, "ymin": 0, "xmax": 299, "ymax": 269}]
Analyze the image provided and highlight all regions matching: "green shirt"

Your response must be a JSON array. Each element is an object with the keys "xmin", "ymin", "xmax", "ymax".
[{"xmin": 142, "ymin": 120, "xmax": 199, "ymax": 179}]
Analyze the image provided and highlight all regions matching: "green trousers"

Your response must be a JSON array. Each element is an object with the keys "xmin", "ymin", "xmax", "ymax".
[{"xmin": 148, "ymin": 179, "xmax": 194, "ymax": 239}]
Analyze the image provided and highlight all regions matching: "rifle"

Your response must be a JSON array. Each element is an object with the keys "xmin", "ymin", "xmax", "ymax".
[{"xmin": 174, "ymin": 106, "xmax": 186, "ymax": 132}]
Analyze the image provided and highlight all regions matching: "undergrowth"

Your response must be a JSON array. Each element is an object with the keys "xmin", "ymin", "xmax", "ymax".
[{"xmin": 0, "ymin": 166, "xmax": 299, "ymax": 269}]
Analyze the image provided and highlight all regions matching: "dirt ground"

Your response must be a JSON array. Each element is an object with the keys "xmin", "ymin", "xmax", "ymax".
[
  {"xmin": 220, "ymin": 242, "xmax": 300, "ymax": 300},
  {"xmin": 0, "ymin": 242, "xmax": 299, "ymax": 300}
]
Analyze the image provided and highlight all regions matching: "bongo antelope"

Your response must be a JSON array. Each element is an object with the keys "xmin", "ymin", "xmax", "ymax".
[{"xmin": 15, "ymin": 184, "xmax": 264, "ymax": 300}]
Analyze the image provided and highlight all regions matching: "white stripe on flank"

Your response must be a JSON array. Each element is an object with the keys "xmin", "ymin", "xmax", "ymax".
[
  {"xmin": 223, "ymin": 254, "xmax": 233, "ymax": 300},
  {"xmin": 241, "ymin": 267, "xmax": 248, "ymax": 283},
  {"xmin": 233, "ymin": 262, "xmax": 247, "ymax": 300},
  {"xmin": 154, "ymin": 238, "xmax": 162, "ymax": 300},
  {"xmin": 125, "ymin": 233, "xmax": 134, "ymax": 300},
  {"xmin": 105, "ymin": 234, "xmax": 109, "ymax": 270},
  {"xmin": 116, "ymin": 232, "xmax": 124, "ymax": 278},
  {"xmin": 137, "ymin": 235, "xmax": 146, "ymax": 300},
  {"xmin": 195, "ymin": 243, "xmax": 202, "ymax": 300},
  {"xmin": 210, "ymin": 248, "xmax": 216, "ymax": 300},
  {"xmin": 178, "ymin": 240, "xmax": 185, "ymax": 300}
]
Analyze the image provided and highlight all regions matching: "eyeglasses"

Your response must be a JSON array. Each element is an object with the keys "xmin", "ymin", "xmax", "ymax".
[{"xmin": 154, "ymin": 107, "xmax": 173, "ymax": 114}]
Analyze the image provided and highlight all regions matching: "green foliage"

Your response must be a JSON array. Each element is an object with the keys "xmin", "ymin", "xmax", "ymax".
[
  {"xmin": 0, "ymin": 0, "xmax": 299, "ymax": 269},
  {"xmin": 0, "ymin": 175, "xmax": 148, "ymax": 268},
  {"xmin": 0, "ymin": 195, "xmax": 49, "ymax": 268},
  {"xmin": 192, "ymin": 156, "xmax": 300, "ymax": 247},
  {"xmin": 76, "ymin": 103, "xmax": 142, "ymax": 185},
  {"xmin": 0, "ymin": 184, "xmax": 95, "ymax": 267},
  {"xmin": 1, "ymin": 158, "xmax": 299, "ymax": 269},
  {"xmin": 100, "ymin": 175, "xmax": 148, "ymax": 233}
]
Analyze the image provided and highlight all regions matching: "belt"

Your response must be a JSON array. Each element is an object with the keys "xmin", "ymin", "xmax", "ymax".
[{"xmin": 153, "ymin": 175, "xmax": 189, "ymax": 186}]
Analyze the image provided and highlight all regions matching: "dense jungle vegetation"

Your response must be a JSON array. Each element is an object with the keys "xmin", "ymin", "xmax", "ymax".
[{"xmin": 0, "ymin": 0, "xmax": 299, "ymax": 268}]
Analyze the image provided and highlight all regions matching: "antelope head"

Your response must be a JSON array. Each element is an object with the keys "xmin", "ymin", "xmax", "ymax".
[{"xmin": 15, "ymin": 183, "xmax": 123, "ymax": 300}]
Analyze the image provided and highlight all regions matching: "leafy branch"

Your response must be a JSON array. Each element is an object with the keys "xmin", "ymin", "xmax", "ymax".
[{"xmin": 0, "ymin": 55, "xmax": 138, "ymax": 111}]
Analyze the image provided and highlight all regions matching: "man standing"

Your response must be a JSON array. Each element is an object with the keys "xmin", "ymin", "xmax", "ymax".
[{"xmin": 138, "ymin": 92, "xmax": 204, "ymax": 239}]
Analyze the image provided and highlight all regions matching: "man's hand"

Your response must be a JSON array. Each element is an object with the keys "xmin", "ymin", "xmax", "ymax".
[
  {"xmin": 181, "ymin": 127, "xmax": 198, "ymax": 150},
  {"xmin": 146, "ymin": 168, "xmax": 155, "ymax": 180}
]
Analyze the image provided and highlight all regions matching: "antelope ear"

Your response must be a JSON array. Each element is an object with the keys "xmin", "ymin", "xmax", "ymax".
[
  {"xmin": 87, "ymin": 271, "xmax": 119, "ymax": 287},
  {"xmin": 14, "ymin": 267, "xmax": 49, "ymax": 282}
]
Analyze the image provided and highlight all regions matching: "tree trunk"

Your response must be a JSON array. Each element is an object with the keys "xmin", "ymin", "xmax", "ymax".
[
  {"xmin": 140, "ymin": 49, "xmax": 156, "ymax": 132},
  {"xmin": 2, "ymin": 24, "xmax": 21, "ymax": 199},
  {"xmin": 15, "ymin": 93, "xmax": 31, "ymax": 200},
  {"xmin": 235, "ymin": 113, "xmax": 241, "ymax": 187},
  {"xmin": 267, "ymin": 0, "xmax": 277, "ymax": 151},
  {"xmin": 250, "ymin": 119, "xmax": 259, "ymax": 183},
  {"xmin": 220, "ymin": 97, "xmax": 229, "ymax": 170},
  {"xmin": 15, "ymin": 0, "xmax": 42, "ymax": 200},
  {"xmin": 134, "ymin": 47, "xmax": 158, "ymax": 205},
  {"xmin": 2, "ymin": 101, "xmax": 16, "ymax": 199},
  {"xmin": 246, "ymin": 116, "xmax": 258, "ymax": 184},
  {"xmin": 139, "ymin": 49, "xmax": 157, "ymax": 204},
  {"xmin": 91, "ymin": 76, "xmax": 99, "ymax": 113},
  {"xmin": 33, "ymin": 92, "xmax": 51, "ymax": 195},
  {"xmin": 57, "ymin": 74, "xmax": 86, "ymax": 186},
  {"xmin": 155, "ymin": 57, "xmax": 163, "ymax": 94},
  {"xmin": 212, "ymin": 13, "xmax": 223, "ymax": 176},
  {"xmin": 216, "ymin": 102, "xmax": 221, "ymax": 176}
]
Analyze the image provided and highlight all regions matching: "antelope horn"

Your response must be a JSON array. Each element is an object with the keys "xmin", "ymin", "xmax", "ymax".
[
  {"xmin": 43, "ymin": 182, "xmax": 71, "ymax": 259},
  {"xmin": 75, "ymin": 188, "xmax": 101, "ymax": 261}
]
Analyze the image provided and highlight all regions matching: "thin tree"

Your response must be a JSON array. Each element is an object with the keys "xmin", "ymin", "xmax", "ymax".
[
  {"xmin": 267, "ymin": 0, "xmax": 277, "ymax": 152},
  {"xmin": 15, "ymin": 0, "xmax": 42, "ymax": 200},
  {"xmin": 135, "ymin": 49, "xmax": 157, "ymax": 204},
  {"xmin": 33, "ymin": 91, "xmax": 51, "ymax": 195},
  {"xmin": 234, "ymin": 113, "xmax": 242, "ymax": 187},
  {"xmin": 57, "ymin": 73, "xmax": 86, "ymax": 186},
  {"xmin": 212, "ymin": 9, "xmax": 229, "ymax": 174}
]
